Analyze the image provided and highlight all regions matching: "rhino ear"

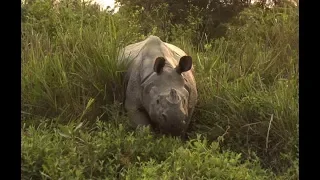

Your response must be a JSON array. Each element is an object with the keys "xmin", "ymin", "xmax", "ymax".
[
  {"xmin": 154, "ymin": 57, "xmax": 166, "ymax": 74},
  {"xmin": 176, "ymin": 56, "xmax": 192, "ymax": 74}
]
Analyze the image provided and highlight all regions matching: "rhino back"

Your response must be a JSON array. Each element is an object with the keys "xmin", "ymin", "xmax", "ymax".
[
  {"xmin": 121, "ymin": 36, "xmax": 179, "ymax": 80},
  {"xmin": 121, "ymin": 36, "xmax": 197, "ymax": 115}
]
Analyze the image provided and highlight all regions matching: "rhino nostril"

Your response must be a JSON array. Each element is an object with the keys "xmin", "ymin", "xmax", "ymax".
[{"xmin": 170, "ymin": 124, "xmax": 178, "ymax": 130}]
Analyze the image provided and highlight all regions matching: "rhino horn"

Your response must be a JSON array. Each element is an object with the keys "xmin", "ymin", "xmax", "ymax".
[{"xmin": 167, "ymin": 88, "xmax": 180, "ymax": 104}]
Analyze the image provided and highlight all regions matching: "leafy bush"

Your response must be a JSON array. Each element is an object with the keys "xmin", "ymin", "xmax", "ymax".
[{"xmin": 22, "ymin": 118, "xmax": 277, "ymax": 179}]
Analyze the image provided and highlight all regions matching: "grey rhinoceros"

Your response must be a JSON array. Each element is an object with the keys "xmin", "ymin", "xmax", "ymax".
[{"xmin": 118, "ymin": 35, "xmax": 197, "ymax": 136}]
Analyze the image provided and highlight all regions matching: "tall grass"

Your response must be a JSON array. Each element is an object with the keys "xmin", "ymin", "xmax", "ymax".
[
  {"xmin": 22, "ymin": 0, "xmax": 298, "ymax": 178},
  {"xmin": 181, "ymin": 5, "xmax": 298, "ymax": 172},
  {"xmin": 22, "ymin": 1, "xmax": 130, "ymax": 124}
]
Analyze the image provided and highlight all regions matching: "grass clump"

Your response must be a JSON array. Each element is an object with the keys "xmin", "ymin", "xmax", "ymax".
[{"xmin": 22, "ymin": 0, "xmax": 129, "ymax": 123}]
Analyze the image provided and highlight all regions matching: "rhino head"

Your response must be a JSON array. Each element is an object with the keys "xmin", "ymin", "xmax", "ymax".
[{"xmin": 142, "ymin": 56, "xmax": 193, "ymax": 136}]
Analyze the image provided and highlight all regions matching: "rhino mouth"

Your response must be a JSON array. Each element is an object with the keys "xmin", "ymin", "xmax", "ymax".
[
  {"xmin": 156, "ymin": 122, "xmax": 186, "ymax": 136},
  {"xmin": 160, "ymin": 129, "xmax": 185, "ymax": 137},
  {"xmin": 162, "ymin": 129, "xmax": 184, "ymax": 136}
]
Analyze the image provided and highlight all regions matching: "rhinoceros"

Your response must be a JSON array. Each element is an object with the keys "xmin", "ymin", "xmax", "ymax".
[{"xmin": 118, "ymin": 35, "xmax": 197, "ymax": 136}]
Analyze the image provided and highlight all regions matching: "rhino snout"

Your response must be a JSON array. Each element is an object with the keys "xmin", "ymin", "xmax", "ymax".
[
  {"xmin": 158, "ymin": 112, "xmax": 187, "ymax": 135},
  {"xmin": 160, "ymin": 122, "xmax": 186, "ymax": 136},
  {"xmin": 160, "ymin": 112, "xmax": 186, "ymax": 124}
]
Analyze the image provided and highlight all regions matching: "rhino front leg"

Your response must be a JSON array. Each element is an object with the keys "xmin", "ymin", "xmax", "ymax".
[{"xmin": 127, "ymin": 109, "xmax": 152, "ymax": 129}]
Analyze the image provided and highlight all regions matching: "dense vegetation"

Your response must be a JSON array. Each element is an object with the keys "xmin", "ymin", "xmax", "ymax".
[{"xmin": 21, "ymin": 0, "xmax": 298, "ymax": 179}]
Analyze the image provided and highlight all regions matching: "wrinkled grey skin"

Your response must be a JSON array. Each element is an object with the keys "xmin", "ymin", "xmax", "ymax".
[{"xmin": 118, "ymin": 35, "xmax": 197, "ymax": 136}]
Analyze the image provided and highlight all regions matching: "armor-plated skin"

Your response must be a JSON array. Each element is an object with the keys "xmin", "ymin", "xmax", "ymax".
[{"xmin": 118, "ymin": 35, "xmax": 197, "ymax": 136}]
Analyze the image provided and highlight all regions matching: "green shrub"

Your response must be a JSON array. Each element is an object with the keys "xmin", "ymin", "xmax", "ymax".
[{"xmin": 22, "ymin": 118, "xmax": 277, "ymax": 179}]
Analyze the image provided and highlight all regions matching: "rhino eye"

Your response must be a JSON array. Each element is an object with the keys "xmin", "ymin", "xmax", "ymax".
[
  {"xmin": 184, "ymin": 84, "xmax": 191, "ymax": 93},
  {"xmin": 162, "ymin": 114, "xmax": 167, "ymax": 122},
  {"xmin": 157, "ymin": 99, "xmax": 160, "ymax": 104}
]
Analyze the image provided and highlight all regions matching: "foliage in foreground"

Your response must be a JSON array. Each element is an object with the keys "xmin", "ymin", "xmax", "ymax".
[{"xmin": 22, "ymin": 118, "xmax": 279, "ymax": 180}]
